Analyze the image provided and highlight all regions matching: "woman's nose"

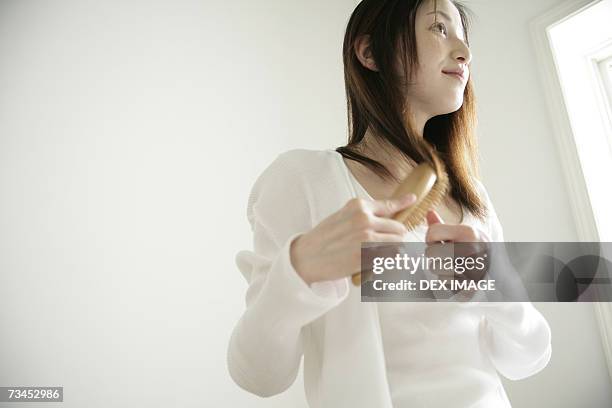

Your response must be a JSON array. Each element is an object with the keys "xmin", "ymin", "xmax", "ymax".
[{"xmin": 453, "ymin": 40, "xmax": 472, "ymax": 65}]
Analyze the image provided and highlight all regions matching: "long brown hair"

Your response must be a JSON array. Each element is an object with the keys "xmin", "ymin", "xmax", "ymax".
[{"xmin": 336, "ymin": 0, "xmax": 488, "ymax": 220}]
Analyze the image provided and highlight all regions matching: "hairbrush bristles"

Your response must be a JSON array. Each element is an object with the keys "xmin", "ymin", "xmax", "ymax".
[
  {"xmin": 393, "ymin": 162, "xmax": 449, "ymax": 230},
  {"xmin": 351, "ymin": 156, "xmax": 450, "ymax": 286}
]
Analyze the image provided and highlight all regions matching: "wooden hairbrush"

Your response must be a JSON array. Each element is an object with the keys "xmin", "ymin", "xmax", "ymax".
[{"xmin": 351, "ymin": 158, "xmax": 450, "ymax": 286}]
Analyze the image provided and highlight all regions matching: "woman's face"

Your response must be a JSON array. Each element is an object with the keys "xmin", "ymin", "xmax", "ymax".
[{"xmin": 405, "ymin": 0, "xmax": 472, "ymax": 117}]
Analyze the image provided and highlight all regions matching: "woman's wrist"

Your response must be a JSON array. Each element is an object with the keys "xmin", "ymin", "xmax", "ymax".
[{"xmin": 290, "ymin": 234, "xmax": 315, "ymax": 285}]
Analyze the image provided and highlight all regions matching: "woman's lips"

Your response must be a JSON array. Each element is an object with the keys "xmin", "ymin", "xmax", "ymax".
[{"xmin": 443, "ymin": 72, "xmax": 465, "ymax": 82}]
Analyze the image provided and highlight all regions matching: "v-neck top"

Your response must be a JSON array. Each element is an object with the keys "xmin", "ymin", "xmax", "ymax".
[{"xmin": 332, "ymin": 148, "xmax": 514, "ymax": 407}]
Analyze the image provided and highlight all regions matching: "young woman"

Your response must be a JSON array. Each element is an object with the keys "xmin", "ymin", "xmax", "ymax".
[{"xmin": 228, "ymin": 0, "xmax": 552, "ymax": 407}]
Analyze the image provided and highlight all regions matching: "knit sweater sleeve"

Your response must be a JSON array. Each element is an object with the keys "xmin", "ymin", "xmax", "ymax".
[
  {"xmin": 227, "ymin": 151, "xmax": 350, "ymax": 397},
  {"xmin": 476, "ymin": 180, "xmax": 553, "ymax": 381}
]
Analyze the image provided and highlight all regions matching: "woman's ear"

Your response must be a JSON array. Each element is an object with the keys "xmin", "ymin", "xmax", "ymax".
[{"xmin": 354, "ymin": 35, "xmax": 379, "ymax": 72}]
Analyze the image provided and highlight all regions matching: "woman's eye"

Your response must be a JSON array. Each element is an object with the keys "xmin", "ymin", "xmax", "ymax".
[{"xmin": 431, "ymin": 22, "xmax": 447, "ymax": 36}]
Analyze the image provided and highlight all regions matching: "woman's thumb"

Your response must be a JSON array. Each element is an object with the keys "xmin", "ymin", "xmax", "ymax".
[{"xmin": 426, "ymin": 209, "xmax": 445, "ymax": 225}]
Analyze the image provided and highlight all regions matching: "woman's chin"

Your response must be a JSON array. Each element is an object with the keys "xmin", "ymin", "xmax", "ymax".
[
  {"xmin": 441, "ymin": 99, "xmax": 464, "ymax": 114},
  {"xmin": 433, "ymin": 105, "xmax": 463, "ymax": 116}
]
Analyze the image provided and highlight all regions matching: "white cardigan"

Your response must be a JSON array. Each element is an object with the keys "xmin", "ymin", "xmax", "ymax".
[{"xmin": 227, "ymin": 148, "xmax": 552, "ymax": 407}]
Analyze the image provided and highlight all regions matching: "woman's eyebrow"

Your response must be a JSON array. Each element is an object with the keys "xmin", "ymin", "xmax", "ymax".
[
  {"xmin": 426, "ymin": 10, "xmax": 466, "ymax": 40},
  {"xmin": 426, "ymin": 10, "xmax": 454, "ymax": 24}
]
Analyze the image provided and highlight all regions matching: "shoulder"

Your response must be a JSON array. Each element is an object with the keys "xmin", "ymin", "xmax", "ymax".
[
  {"xmin": 471, "ymin": 178, "xmax": 489, "ymax": 201},
  {"xmin": 250, "ymin": 149, "xmax": 338, "ymax": 198},
  {"xmin": 470, "ymin": 177, "xmax": 505, "ymax": 242},
  {"xmin": 273, "ymin": 148, "xmax": 339, "ymax": 177},
  {"xmin": 244, "ymin": 149, "xmax": 341, "ymax": 242}
]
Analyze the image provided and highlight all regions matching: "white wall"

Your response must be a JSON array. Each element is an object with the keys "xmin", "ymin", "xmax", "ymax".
[{"xmin": 0, "ymin": 0, "xmax": 610, "ymax": 407}]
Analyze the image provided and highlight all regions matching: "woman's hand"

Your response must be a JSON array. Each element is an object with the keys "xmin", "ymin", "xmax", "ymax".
[
  {"xmin": 425, "ymin": 210, "xmax": 491, "ymax": 296},
  {"xmin": 425, "ymin": 210, "xmax": 490, "ymax": 244},
  {"xmin": 289, "ymin": 194, "xmax": 417, "ymax": 285}
]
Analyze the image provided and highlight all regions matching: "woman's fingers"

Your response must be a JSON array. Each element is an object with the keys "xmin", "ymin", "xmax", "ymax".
[
  {"xmin": 370, "ymin": 194, "xmax": 417, "ymax": 217},
  {"xmin": 369, "ymin": 216, "xmax": 409, "ymax": 236},
  {"xmin": 368, "ymin": 231, "xmax": 409, "ymax": 242},
  {"xmin": 426, "ymin": 209, "xmax": 445, "ymax": 225},
  {"xmin": 425, "ymin": 210, "xmax": 486, "ymax": 243},
  {"xmin": 425, "ymin": 223, "xmax": 481, "ymax": 243}
]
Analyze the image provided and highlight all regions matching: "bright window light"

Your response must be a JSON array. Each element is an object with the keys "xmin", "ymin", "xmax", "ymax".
[{"xmin": 547, "ymin": 0, "xmax": 612, "ymax": 241}]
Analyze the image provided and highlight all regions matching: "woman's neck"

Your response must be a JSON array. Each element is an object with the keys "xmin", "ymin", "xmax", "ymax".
[{"xmin": 357, "ymin": 128, "xmax": 417, "ymax": 182}]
